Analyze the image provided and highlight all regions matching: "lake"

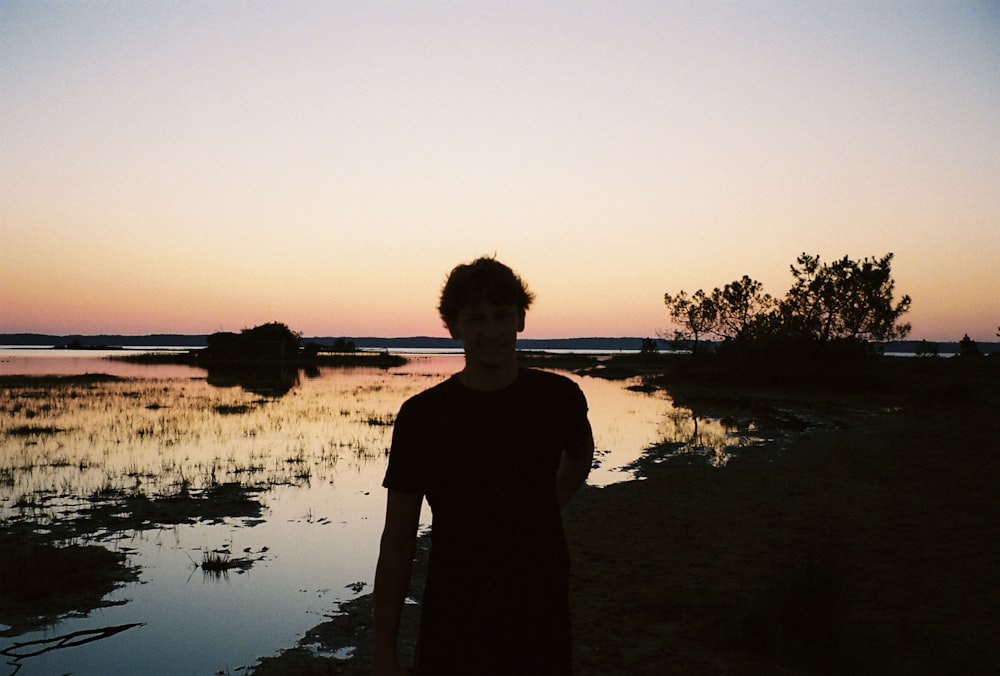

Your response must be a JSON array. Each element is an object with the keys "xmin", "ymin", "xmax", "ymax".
[{"xmin": 0, "ymin": 349, "xmax": 764, "ymax": 675}]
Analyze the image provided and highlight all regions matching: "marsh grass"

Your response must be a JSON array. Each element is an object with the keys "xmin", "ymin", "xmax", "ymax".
[
  {"xmin": 1, "ymin": 369, "xmax": 407, "ymax": 532},
  {"xmin": 6, "ymin": 424, "xmax": 65, "ymax": 437},
  {"xmin": 215, "ymin": 404, "xmax": 255, "ymax": 415},
  {"xmin": 0, "ymin": 374, "xmax": 125, "ymax": 388},
  {"xmin": 362, "ymin": 412, "xmax": 395, "ymax": 427},
  {"xmin": 197, "ymin": 548, "xmax": 259, "ymax": 580},
  {"xmin": 66, "ymin": 480, "xmax": 267, "ymax": 539},
  {"xmin": 200, "ymin": 550, "xmax": 233, "ymax": 572}
]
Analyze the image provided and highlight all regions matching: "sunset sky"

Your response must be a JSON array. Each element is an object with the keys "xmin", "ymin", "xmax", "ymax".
[{"xmin": 2, "ymin": 1, "xmax": 998, "ymax": 341}]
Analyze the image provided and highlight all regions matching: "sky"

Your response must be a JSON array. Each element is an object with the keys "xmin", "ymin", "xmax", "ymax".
[{"xmin": 1, "ymin": 1, "xmax": 998, "ymax": 342}]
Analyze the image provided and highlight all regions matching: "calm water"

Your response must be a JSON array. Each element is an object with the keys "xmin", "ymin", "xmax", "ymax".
[{"xmin": 0, "ymin": 349, "xmax": 762, "ymax": 675}]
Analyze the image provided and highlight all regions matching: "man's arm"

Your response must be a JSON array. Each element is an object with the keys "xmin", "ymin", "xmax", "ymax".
[
  {"xmin": 373, "ymin": 489, "xmax": 423, "ymax": 675},
  {"xmin": 556, "ymin": 431, "xmax": 595, "ymax": 508}
]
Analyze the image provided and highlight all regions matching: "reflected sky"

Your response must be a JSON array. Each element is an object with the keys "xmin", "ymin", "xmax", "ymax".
[{"xmin": 0, "ymin": 351, "xmax": 764, "ymax": 674}]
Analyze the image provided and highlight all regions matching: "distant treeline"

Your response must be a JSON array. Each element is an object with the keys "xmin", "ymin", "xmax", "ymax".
[
  {"xmin": 2, "ymin": 334, "xmax": 654, "ymax": 351},
  {"xmin": 2, "ymin": 334, "xmax": 997, "ymax": 355},
  {"xmin": 4, "ymin": 333, "xmax": 211, "ymax": 347}
]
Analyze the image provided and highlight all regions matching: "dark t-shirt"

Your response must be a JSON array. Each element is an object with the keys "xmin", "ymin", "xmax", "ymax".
[{"xmin": 383, "ymin": 367, "xmax": 591, "ymax": 675}]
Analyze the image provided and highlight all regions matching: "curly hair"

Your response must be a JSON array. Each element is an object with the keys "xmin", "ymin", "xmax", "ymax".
[{"xmin": 438, "ymin": 257, "xmax": 535, "ymax": 326}]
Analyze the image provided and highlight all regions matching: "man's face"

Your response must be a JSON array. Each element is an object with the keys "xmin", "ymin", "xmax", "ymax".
[{"xmin": 447, "ymin": 298, "xmax": 524, "ymax": 370}]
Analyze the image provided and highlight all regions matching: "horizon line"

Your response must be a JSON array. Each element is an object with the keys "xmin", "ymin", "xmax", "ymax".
[{"xmin": 1, "ymin": 331, "xmax": 995, "ymax": 346}]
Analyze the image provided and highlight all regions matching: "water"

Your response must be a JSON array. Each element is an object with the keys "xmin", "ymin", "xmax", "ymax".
[{"xmin": 0, "ymin": 349, "xmax": 759, "ymax": 674}]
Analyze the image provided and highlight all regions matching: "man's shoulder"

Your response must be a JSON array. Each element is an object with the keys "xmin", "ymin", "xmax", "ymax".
[
  {"xmin": 519, "ymin": 367, "xmax": 581, "ymax": 392},
  {"xmin": 518, "ymin": 369, "xmax": 588, "ymax": 416},
  {"xmin": 400, "ymin": 375, "xmax": 459, "ymax": 410}
]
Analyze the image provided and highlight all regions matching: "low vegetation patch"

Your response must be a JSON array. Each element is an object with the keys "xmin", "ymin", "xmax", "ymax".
[
  {"xmin": 198, "ymin": 550, "xmax": 256, "ymax": 579},
  {"xmin": 5, "ymin": 424, "xmax": 65, "ymax": 437},
  {"xmin": 0, "ymin": 374, "xmax": 124, "ymax": 388},
  {"xmin": 0, "ymin": 534, "xmax": 139, "ymax": 635},
  {"xmin": 214, "ymin": 404, "xmax": 255, "ymax": 415}
]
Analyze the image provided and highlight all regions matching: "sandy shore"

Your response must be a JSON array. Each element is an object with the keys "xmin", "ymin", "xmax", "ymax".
[{"xmin": 252, "ymin": 357, "xmax": 1000, "ymax": 674}]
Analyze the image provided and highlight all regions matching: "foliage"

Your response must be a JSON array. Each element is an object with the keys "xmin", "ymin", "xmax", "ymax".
[
  {"xmin": 331, "ymin": 337, "xmax": 357, "ymax": 353},
  {"xmin": 662, "ymin": 289, "xmax": 716, "ymax": 352},
  {"xmin": 778, "ymin": 253, "xmax": 911, "ymax": 343},
  {"xmin": 640, "ymin": 337, "xmax": 659, "ymax": 355},
  {"xmin": 663, "ymin": 278, "xmax": 777, "ymax": 347},
  {"xmin": 959, "ymin": 334, "xmax": 981, "ymax": 358},
  {"xmin": 301, "ymin": 338, "xmax": 361, "ymax": 358},
  {"xmin": 915, "ymin": 340, "xmax": 939, "ymax": 358},
  {"xmin": 710, "ymin": 275, "xmax": 776, "ymax": 341},
  {"xmin": 662, "ymin": 253, "xmax": 912, "ymax": 360},
  {"xmin": 203, "ymin": 322, "xmax": 301, "ymax": 362}
]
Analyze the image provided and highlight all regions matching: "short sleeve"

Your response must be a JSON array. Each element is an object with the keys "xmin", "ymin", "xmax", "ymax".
[
  {"xmin": 561, "ymin": 380, "xmax": 592, "ymax": 450},
  {"xmin": 382, "ymin": 398, "xmax": 426, "ymax": 493}
]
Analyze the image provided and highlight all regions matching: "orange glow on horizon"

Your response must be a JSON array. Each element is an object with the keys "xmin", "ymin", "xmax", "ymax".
[{"xmin": 1, "ymin": 3, "xmax": 997, "ymax": 343}]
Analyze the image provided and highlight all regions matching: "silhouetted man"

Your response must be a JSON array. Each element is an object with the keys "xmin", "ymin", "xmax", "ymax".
[{"xmin": 373, "ymin": 256, "xmax": 595, "ymax": 675}]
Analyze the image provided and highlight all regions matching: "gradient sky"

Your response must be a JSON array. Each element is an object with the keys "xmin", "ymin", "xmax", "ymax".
[{"xmin": 2, "ymin": 1, "xmax": 998, "ymax": 341}]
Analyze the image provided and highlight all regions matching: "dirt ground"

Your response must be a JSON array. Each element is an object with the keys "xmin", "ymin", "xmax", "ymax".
[
  {"xmin": 565, "ymin": 395, "xmax": 1000, "ymax": 673},
  {"xmin": 218, "ymin": 357, "xmax": 1000, "ymax": 674}
]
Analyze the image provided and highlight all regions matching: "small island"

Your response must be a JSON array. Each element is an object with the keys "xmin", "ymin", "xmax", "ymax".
[{"xmin": 112, "ymin": 322, "xmax": 407, "ymax": 369}]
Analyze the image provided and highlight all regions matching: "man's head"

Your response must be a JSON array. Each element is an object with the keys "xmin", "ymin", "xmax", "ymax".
[{"xmin": 438, "ymin": 256, "xmax": 534, "ymax": 329}]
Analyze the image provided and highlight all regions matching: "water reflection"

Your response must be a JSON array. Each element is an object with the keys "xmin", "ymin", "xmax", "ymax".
[
  {"xmin": 205, "ymin": 363, "xmax": 300, "ymax": 398},
  {"xmin": 2, "ymin": 623, "xmax": 145, "ymax": 673},
  {"xmin": 0, "ymin": 352, "xmax": 772, "ymax": 675},
  {"xmin": 653, "ymin": 408, "xmax": 765, "ymax": 467},
  {"xmin": 0, "ymin": 366, "xmax": 407, "ymax": 515}
]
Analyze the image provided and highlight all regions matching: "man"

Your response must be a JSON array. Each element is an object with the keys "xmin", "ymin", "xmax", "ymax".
[{"xmin": 373, "ymin": 257, "xmax": 595, "ymax": 675}]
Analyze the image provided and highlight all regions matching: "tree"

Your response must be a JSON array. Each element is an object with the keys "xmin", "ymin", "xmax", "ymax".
[
  {"xmin": 332, "ymin": 338, "xmax": 357, "ymax": 353},
  {"xmin": 662, "ymin": 252, "xmax": 912, "ymax": 359},
  {"xmin": 915, "ymin": 339, "xmax": 939, "ymax": 358},
  {"xmin": 243, "ymin": 322, "xmax": 302, "ymax": 359},
  {"xmin": 779, "ymin": 253, "xmax": 911, "ymax": 343},
  {"xmin": 959, "ymin": 334, "xmax": 981, "ymax": 358},
  {"xmin": 709, "ymin": 275, "xmax": 775, "ymax": 341},
  {"xmin": 663, "ymin": 289, "xmax": 716, "ymax": 353},
  {"xmin": 204, "ymin": 322, "xmax": 301, "ymax": 361}
]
